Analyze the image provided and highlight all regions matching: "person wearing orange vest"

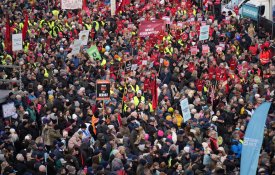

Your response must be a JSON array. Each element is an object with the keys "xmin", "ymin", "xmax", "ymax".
[{"xmin": 259, "ymin": 48, "xmax": 271, "ymax": 65}]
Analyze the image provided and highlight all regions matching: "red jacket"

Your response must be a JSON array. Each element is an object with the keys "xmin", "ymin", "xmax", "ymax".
[{"xmin": 260, "ymin": 50, "xmax": 271, "ymax": 65}]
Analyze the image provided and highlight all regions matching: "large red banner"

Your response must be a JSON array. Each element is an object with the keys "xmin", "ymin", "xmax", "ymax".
[{"xmin": 138, "ymin": 20, "xmax": 165, "ymax": 37}]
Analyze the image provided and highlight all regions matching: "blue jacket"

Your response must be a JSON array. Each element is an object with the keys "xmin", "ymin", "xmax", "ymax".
[{"xmin": 231, "ymin": 139, "xmax": 242, "ymax": 158}]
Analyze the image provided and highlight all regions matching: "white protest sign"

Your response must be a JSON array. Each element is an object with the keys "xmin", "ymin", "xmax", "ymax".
[
  {"xmin": 71, "ymin": 39, "xmax": 82, "ymax": 55},
  {"xmin": 79, "ymin": 30, "xmax": 90, "ymax": 46},
  {"xmin": 162, "ymin": 16, "xmax": 171, "ymax": 25},
  {"xmin": 142, "ymin": 60, "xmax": 147, "ymax": 65},
  {"xmin": 61, "ymin": 0, "xmax": 82, "ymax": 9},
  {"xmin": 12, "ymin": 34, "xmax": 23, "ymax": 51},
  {"xmin": 131, "ymin": 64, "xmax": 138, "ymax": 71},
  {"xmin": 199, "ymin": 25, "xmax": 210, "ymax": 41},
  {"xmin": 149, "ymin": 62, "xmax": 154, "ymax": 69},
  {"xmin": 111, "ymin": 0, "xmax": 116, "ymax": 16},
  {"xmin": 180, "ymin": 98, "xmax": 192, "ymax": 122},
  {"xmin": 2, "ymin": 102, "xmax": 16, "ymax": 118}
]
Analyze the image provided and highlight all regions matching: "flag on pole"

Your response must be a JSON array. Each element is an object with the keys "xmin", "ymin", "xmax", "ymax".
[
  {"xmin": 87, "ymin": 45, "xmax": 102, "ymax": 60},
  {"xmin": 5, "ymin": 14, "xmax": 12, "ymax": 53},
  {"xmin": 22, "ymin": 11, "xmax": 28, "ymax": 41},
  {"xmin": 82, "ymin": 0, "xmax": 87, "ymax": 9},
  {"xmin": 116, "ymin": 0, "xmax": 125, "ymax": 14},
  {"xmin": 151, "ymin": 75, "xmax": 158, "ymax": 110},
  {"xmin": 240, "ymin": 102, "xmax": 271, "ymax": 175}
]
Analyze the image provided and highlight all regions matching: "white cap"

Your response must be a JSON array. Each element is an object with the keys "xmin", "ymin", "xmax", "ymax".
[
  {"xmin": 184, "ymin": 146, "xmax": 190, "ymax": 153},
  {"xmin": 212, "ymin": 116, "xmax": 218, "ymax": 122},
  {"xmin": 72, "ymin": 114, "xmax": 78, "ymax": 120},
  {"xmin": 137, "ymin": 90, "xmax": 142, "ymax": 94},
  {"xmin": 37, "ymin": 85, "xmax": 43, "ymax": 90}
]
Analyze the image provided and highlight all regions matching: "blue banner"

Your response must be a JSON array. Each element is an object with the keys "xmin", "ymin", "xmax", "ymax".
[
  {"xmin": 241, "ymin": 4, "xmax": 259, "ymax": 21},
  {"xmin": 240, "ymin": 102, "xmax": 271, "ymax": 175}
]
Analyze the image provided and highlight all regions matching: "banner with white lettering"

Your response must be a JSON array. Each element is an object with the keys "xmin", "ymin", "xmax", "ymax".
[
  {"xmin": 96, "ymin": 80, "xmax": 111, "ymax": 100},
  {"xmin": 12, "ymin": 34, "xmax": 23, "ymax": 51},
  {"xmin": 61, "ymin": 0, "xmax": 82, "ymax": 9},
  {"xmin": 138, "ymin": 20, "xmax": 165, "ymax": 37}
]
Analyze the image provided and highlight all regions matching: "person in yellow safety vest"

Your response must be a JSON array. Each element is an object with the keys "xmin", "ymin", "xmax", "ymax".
[
  {"xmin": 133, "ymin": 90, "xmax": 145, "ymax": 107},
  {"xmin": 92, "ymin": 21, "xmax": 100, "ymax": 32},
  {"xmin": 49, "ymin": 25, "xmax": 61, "ymax": 37},
  {"xmin": 177, "ymin": 8, "xmax": 184, "ymax": 16},
  {"xmin": 19, "ymin": 22, "xmax": 24, "ymax": 30},
  {"xmin": 129, "ymin": 79, "xmax": 140, "ymax": 94},
  {"xmin": 39, "ymin": 19, "xmax": 46, "ymax": 28},
  {"xmin": 193, "ymin": 8, "xmax": 197, "ymax": 16},
  {"xmin": 52, "ymin": 9, "xmax": 59, "ymax": 17},
  {"xmin": 178, "ymin": 39, "xmax": 184, "ymax": 47},
  {"xmin": 0, "ymin": 52, "xmax": 12, "ymax": 65},
  {"xmin": 84, "ymin": 23, "xmax": 92, "ymax": 30},
  {"xmin": 164, "ymin": 44, "xmax": 173, "ymax": 55},
  {"xmin": 48, "ymin": 20, "xmax": 55, "ymax": 29},
  {"xmin": 23, "ymin": 42, "xmax": 30, "ymax": 53},
  {"xmin": 163, "ymin": 33, "xmax": 172, "ymax": 43}
]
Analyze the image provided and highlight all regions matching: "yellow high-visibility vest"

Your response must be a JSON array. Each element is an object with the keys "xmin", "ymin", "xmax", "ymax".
[{"xmin": 133, "ymin": 96, "xmax": 145, "ymax": 107}]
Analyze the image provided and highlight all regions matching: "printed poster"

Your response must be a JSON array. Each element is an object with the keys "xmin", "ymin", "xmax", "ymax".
[
  {"xmin": 12, "ymin": 34, "xmax": 23, "ymax": 51},
  {"xmin": 79, "ymin": 30, "xmax": 90, "ymax": 46},
  {"xmin": 71, "ymin": 39, "xmax": 82, "ymax": 55},
  {"xmin": 199, "ymin": 25, "xmax": 210, "ymax": 41},
  {"xmin": 96, "ymin": 80, "xmax": 111, "ymax": 100},
  {"xmin": 61, "ymin": 0, "xmax": 82, "ymax": 9},
  {"xmin": 180, "ymin": 99, "xmax": 192, "ymax": 122}
]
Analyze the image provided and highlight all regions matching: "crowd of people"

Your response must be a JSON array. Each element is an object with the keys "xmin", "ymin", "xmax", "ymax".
[{"xmin": 0, "ymin": 0, "xmax": 275, "ymax": 174}]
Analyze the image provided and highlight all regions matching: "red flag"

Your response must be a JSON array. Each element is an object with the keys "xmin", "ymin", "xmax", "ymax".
[
  {"xmin": 151, "ymin": 76, "xmax": 158, "ymax": 110},
  {"xmin": 82, "ymin": 0, "xmax": 87, "ymax": 9},
  {"xmin": 116, "ymin": 0, "xmax": 126, "ymax": 14},
  {"xmin": 5, "ymin": 14, "xmax": 12, "ymax": 53},
  {"xmin": 125, "ymin": 0, "xmax": 130, "ymax": 5},
  {"xmin": 117, "ymin": 113, "xmax": 122, "ymax": 127},
  {"xmin": 78, "ymin": 11, "xmax": 83, "ymax": 24},
  {"xmin": 22, "ymin": 11, "xmax": 28, "ymax": 41}
]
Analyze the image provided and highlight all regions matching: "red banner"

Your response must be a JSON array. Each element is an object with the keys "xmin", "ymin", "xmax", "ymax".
[
  {"xmin": 138, "ymin": 20, "xmax": 165, "ymax": 37},
  {"xmin": 5, "ymin": 15, "xmax": 12, "ymax": 53}
]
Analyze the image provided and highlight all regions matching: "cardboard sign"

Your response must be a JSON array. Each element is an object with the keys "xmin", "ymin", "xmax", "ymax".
[
  {"xmin": 199, "ymin": 25, "xmax": 210, "ymax": 41},
  {"xmin": 111, "ymin": 0, "xmax": 116, "ymax": 16},
  {"xmin": 61, "ymin": 0, "xmax": 82, "ymax": 9},
  {"xmin": 180, "ymin": 99, "xmax": 192, "ymax": 122},
  {"xmin": 142, "ymin": 60, "xmax": 148, "ymax": 65},
  {"xmin": 12, "ymin": 34, "xmax": 23, "ymax": 51},
  {"xmin": 125, "ymin": 59, "xmax": 132, "ymax": 73},
  {"xmin": 87, "ymin": 45, "xmax": 102, "ymax": 60},
  {"xmin": 190, "ymin": 46, "xmax": 198, "ymax": 55},
  {"xmin": 2, "ymin": 102, "xmax": 16, "ymax": 118},
  {"xmin": 202, "ymin": 45, "xmax": 210, "ymax": 54},
  {"xmin": 79, "ymin": 30, "xmax": 90, "ymax": 46},
  {"xmin": 162, "ymin": 16, "xmax": 171, "ymax": 25},
  {"xmin": 131, "ymin": 64, "xmax": 138, "ymax": 71},
  {"xmin": 71, "ymin": 39, "xmax": 82, "ymax": 55},
  {"xmin": 96, "ymin": 80, "xmax": 111, "ymax": 100}
]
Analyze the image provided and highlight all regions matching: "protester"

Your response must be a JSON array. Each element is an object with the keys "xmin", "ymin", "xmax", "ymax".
[{"xmin": 0, "ymin": 0, "xmax": 274, "ymax": 174}]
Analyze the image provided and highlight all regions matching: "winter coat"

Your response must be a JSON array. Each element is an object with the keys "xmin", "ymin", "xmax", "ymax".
[
  {"xmin": 231, "ymin": 139, "xmax": 242, "ymax": 158},
  {"xmin": 42, "ymin": 126, "xmax": 62, "ymax": 146},
  {"xmin": 68, "ymin": 132, "xmax": 82, "ymax": 150}
]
